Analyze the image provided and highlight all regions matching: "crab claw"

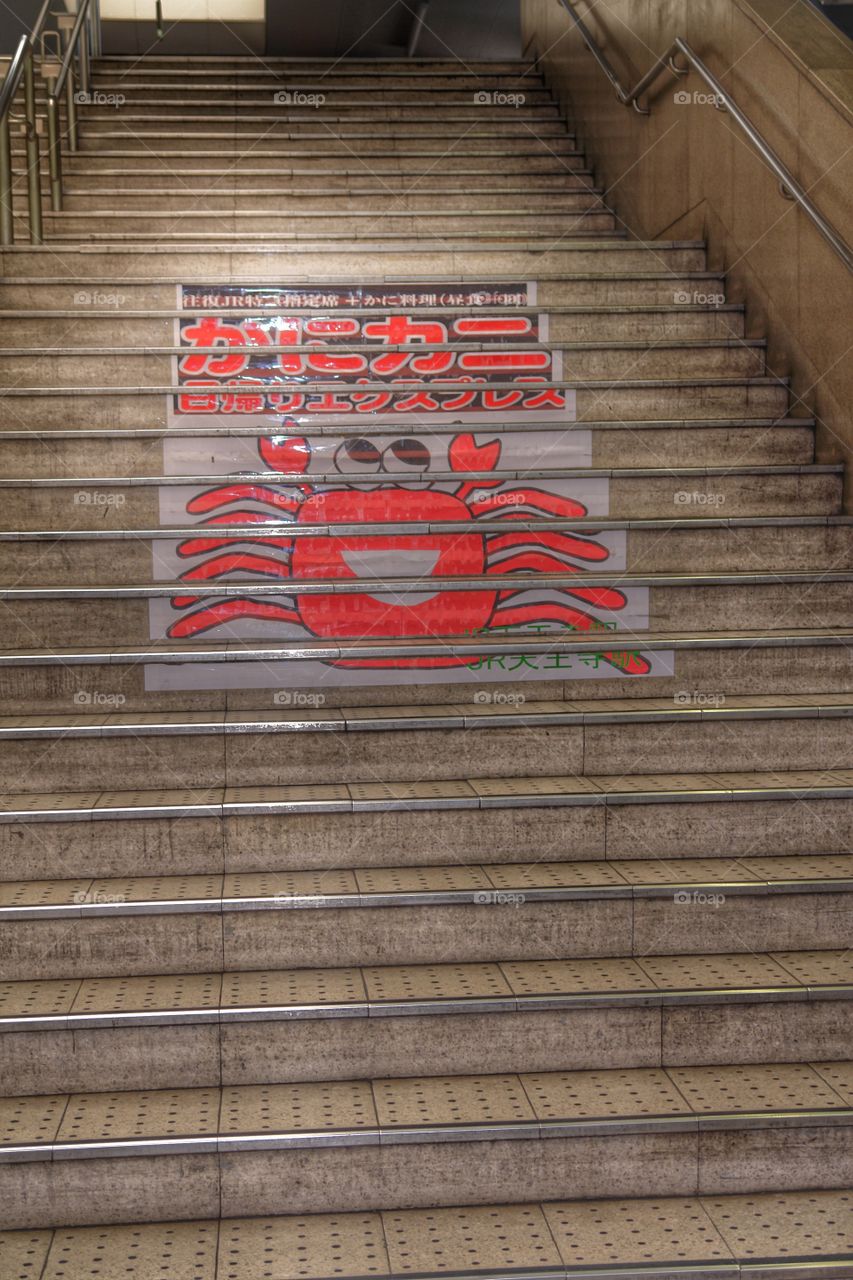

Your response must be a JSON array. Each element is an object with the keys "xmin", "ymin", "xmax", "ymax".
[
  {"xmin": 259, "ymin": 434, "xmax": 311, "ymax": 473},
  {"xmin": 448, "ymin": 432, "xmax": 501, "ymax": 474}
]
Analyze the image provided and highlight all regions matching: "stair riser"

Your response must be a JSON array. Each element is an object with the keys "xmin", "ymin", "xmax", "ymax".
[
  {"xmin": 50, "ymin": 192, "xmax": 604, "ymax": 215},
  {"xmin": 3, "ymin": 1000, "xmax": 849, "ymax": 1095},
  {"xmin": 79, "ymin": 118, "xmax": 569, "ymax": 136},
  {"xmin": 3, "ymin": 525, "xmax": 844, "ymax": 585},
  {"xmin": 77, "ymin": 102, "xmax": 562, "ymax": 119},
  {"xmin": 2, "ymin": 580, "xmax": 848, "ymax": 649},
  {"xmin": 0, "ymin": 475, "xmax": 835, "ymax": 531},
  {"xmin": 87, "ymin": 79, "xmax": 554, "ymax": 94},
  {"xmin": 0, "ymin": 278, "xmax": 724, "ymax": 310},
  {"xmin": 3, "ymin": 798, "xmax": 850, "ymax": 881},
  {"xmin": 0, "ymin": 241, "xmax": 709, "ymax": 273},
  {"xmin": 2, "ymin": 1124, "xmax": 850, "ymax": 1229},
  {"xmin": 71, "ymin": 136, "xmax": 578, "ymax": 156},
  {"xmin": 0, "ymin": 717, "xmax": 846, "ymax": 793},
  {"xmin": 0, "ymin": 643, "xmax": 846, "ymax": 719},
  {"xmin": 2, "ymin": 892, "xmax": 849, "ymax": 980},
  {"xmin": 53, "ymin": 171, "xmax": 599, "ymax": 192},
  {"xmin": 0, "ymin": 312, "xmax": 746, "ymax": 347},
  {"xmin": 0, "ymin": 346, "xmax": 763, "ymax": 385},
  {"xmin": 0, "ymin": 383, "xmax": 789, "ymax": 427}
]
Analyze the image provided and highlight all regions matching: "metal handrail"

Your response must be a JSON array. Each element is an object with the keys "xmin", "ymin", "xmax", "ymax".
[
  {"xmin": 556, "ymin": 0, "xmax": 853, "ymax": 272},
  {"xmin": 0, "ymin": 0, "xmax": 52, "ymax": 245},
  {"xmin": 47, "ymin": 0, "xmax": 95, "ymax": 214}
]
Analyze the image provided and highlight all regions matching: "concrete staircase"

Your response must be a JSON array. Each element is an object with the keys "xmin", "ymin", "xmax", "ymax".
[{"xmin": 0, "ymin": 54, "xmax": 851, "ymax": 1279}]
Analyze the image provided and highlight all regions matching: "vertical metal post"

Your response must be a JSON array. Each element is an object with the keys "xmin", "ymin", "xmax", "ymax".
[
  {"xmin": 91, "ymin": 0, "xmax": 102, "ymax": 58},
  {"xmin": 79, "ymin": 23, "xmax": 91, "ymax": 99},
  {"xmin": 0, "ymin": 112, "xmax": 13, "ymax": 245},
  {"xmin": 66, "ymin": 67, "xmax": 78, "ymax": 151},
  {"xmin": 24, "ymin": 50, "xmax": 43, "ymax": 244},
  {"xmin": 47, "ymin": 91, "xmax": 62, "ymax": 211}
]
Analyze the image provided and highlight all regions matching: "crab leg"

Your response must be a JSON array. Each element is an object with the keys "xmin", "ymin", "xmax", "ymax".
[
  {"xmin": 471, "ymin": 488, "xmax": 588, "ymax": 518},
  {"xmin": 187, "ymin": 484, "xmax": 305, "ymax": 516},
  {"xmin": 177, "ymin": 552, "xmax": 293, "ymax": 583},
  {"xmin": 167, "ymin": 597, "xmax": 300, "ymax": 639},
  {"xmin": 487, "ymin": 529, "xmax": 611, "ymax": 565}
]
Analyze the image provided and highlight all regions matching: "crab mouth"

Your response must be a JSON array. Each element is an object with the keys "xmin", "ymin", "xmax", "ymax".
[{"xmin": 342, "ymin": 547, "xmax": 442, "ymax": 605}]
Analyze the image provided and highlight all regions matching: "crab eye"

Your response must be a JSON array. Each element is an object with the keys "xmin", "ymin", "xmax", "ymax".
[
  {"xmin": 334, "ymin": 437, "xmax": 382, "ymax": 473},
  {"xmin": 382, "ymin": 438, "xmax": 431, "ymax": 472}
]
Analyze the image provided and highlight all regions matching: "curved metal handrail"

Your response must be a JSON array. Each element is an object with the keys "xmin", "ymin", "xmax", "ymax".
[
  {"xmin": 556, "ymin": 0, "xmax": 853, "ymax": 272},
  {"xmin": 0, "ymin": 0, "xmax": 53, "ymax": 245}
]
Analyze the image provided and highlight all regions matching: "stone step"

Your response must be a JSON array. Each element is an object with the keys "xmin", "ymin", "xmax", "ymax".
[
  {"xmin": 2, "ymin": 571, "xmax": 850, "ymax": 650},
  {"xmin": 0, "ymin": 467, "xmax": 836, "ymax": 529},
  {"xmin": 2, "ymin": 1191, "xmax": 849, "ymax": 1279},
  {"xmin": 0, "ymin": 695, "xmax": 849, "ymax": 792},
  {"xmin": 2, "ymin": 950, "xmax": 850, "ymax": 1094},
  {"xmin": 0, "ymin": 767, "xmax": 850, "ymax": 882},
  {"xmin": 39, "ymin": 210, "xmax": 620, "ymax": 238},
  {"xmin": 0, "ymin": 339, "xmax": 765, "ymax": 385},
  {"xmin": 1, "ymin": 1062, "xmax": 851, "ymax": 1227},
  {"xmin": 0, "ymin": 272, "xmax": 729, "ymax": 309},
  {"xmin": 0, "ymin": 304, "xmax": 746, "ymax": 347},
  {"xmin": 0, "ymin": 241, "xmax": 710, "ymax": 277},
  {"xmin": 1, "ymin": 419, "xmax": 808, "ymax": 476},
  {"xmin": 1, "ymin": 855, "xmax": 851, "ymax": 979},
  {"xmin": 78, "ymin": 116, "xmax": 570, "ymax": 136},
  {"xmin": 44, "ymin": 165, "xmax": 600, "ymax": 190},
  {"xmin": 68, "ymin": 134, "xmax": 578, "ymax": 156},
  {"xmin": 0, "ymin": 378, "xmax": 791, "ymax": 428},
  {"xmin": 89, "ymin": 58, "xmax": 535, "ymax": 73},
  {"xmin": 2, "ymin": 518, "xmax": 846, "ymax": 585},
  {"xmin": 50, "ymin": 190, "xmax": 606, "ymax": 214}
]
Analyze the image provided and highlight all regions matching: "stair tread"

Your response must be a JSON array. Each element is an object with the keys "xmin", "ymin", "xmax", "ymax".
[
  {"xmin": 1, "ymin": 950, "xmax": 851, "ymax": 1028},
  {"xmin": 1, "ymin": 1061, "xmax": 851, "ymax": 1159},
  {"xmin": 0, "ymin": 694, "xmax": 851, "ymax": 738},
  {"xmin": 3, "ymin": 1190, "xmax": 852, "ymax": 1278},
  {"xmin": 2, "ymin": 854, "xmax": 852, "ymax": 919}
]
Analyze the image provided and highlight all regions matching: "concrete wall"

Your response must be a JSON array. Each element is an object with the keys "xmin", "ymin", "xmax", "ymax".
[{"xmin": 521, "ymin": 0, "xmax": 853, "ymax": 507}]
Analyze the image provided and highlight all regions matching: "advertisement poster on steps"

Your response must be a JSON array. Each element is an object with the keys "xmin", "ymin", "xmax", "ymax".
[{"xmin": 145, "ymin": 282, "xmax": 673, "ymax": 690}]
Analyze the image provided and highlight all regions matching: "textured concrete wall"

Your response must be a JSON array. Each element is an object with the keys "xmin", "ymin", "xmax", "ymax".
[{"xmin": 521, "ymin": 0, "xmax": 853, "ymax": 507}]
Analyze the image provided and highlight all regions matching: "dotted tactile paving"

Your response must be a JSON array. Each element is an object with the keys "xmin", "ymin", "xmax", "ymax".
[
  {"xmin": 0, "ymin": 879, "xmax": 92, "ymax": 908},
  {"xmin": 0, "ymin": 1231, "xmax": 52, "ymax": 1280},
  {"xmin": 42, "ymin": 1221, "xmax": 218, "ymax": 1280},
  {"xmin": 702, "ymin": 1188, "xmax": 853, "ymax": 1259},
  {"xmin": 221, "ymin": 968, "xmax": 366, "ymax": 1009},
  {"xmin": 668, "ymin": 1064, "xmax": 848, "ymax": 1113},
  {"xmin": 55, "ymin": 1089, "xmax": 219, "ymax": 1143},
  {"xmin": 772, "ymin": 950, "xmax": 853, "ymax": 986},
  {"xmin": 610, "ymin": 857, "xmax": 760, "ymax": 884},
  {"xmin": 741, "ymin": 854, "xmax": 853, "ymax": 880},
  {"xmin": 355, "ymin": 864, "xmax": 491, "ymax": 893},
  {"xmin": 224, "ymin": 784, "xmax": 349, "ymax": 809},
  {"xmin": 87, "ymin": 874, "xmax": 222, "ymax": 903},
  {"xmin": 373, "ymin": 1074, "xmax": 535, "ymax": 1127},
  {"xmin": 592, "ymin": 773, "xmax": 722, "ymax": 793},
  {"xmin": 501, "ymin": 957, "xmax": 652, "ymax": 995},
  {"xmin": 219, "ymin": 1082, "xmax": 376, "ymax": 1133},
  {"xmin": 636, "ymin": 953, "xmax": 801, "ymax": 991},
  {"xmin": 217, "ymin": 1214, "xmax": 389, "ymax": 1279},
  {"xmin": 224, "ymin": 870, "xmax": 357, "ymax": 900},
  {"xmin": 544, "ymin": 1196, "xmax": 732, "ymax": 1266},
  {"xmin": 811, "ymin": 1061, "xmax": 853, "ymax": 1105},
  {"xmin": 71, "ymin": 973, "xmax": 222, "ymax": 1015},
  {"xmin": 348, "ymin": 779, "xmax": 476, "ymax": 802},
  {"xmin": 521, "ymin": 1068, "xmax": 690, "ymax": 1121},
  {"xmin": 0, "ymin": 979, "xmax": 79, "ymax": 1018},
  {"xmin": 471, "ymin": 774, "xmax": 600, "ymax": 797},
  {"xmin": 383, "ymin": 1203, "xmax": 563, "ymax": 1272},
  {"xmin": 485, "ymin": 861, "xmax": 626, "ymax": 889},
  {"xmin": 364, "ymin": 963, "xmax": 513, "ymax": 1003},
  {"xmin": 0, "ymin": 1095, "xmax": 66, "ymax": 1147}
]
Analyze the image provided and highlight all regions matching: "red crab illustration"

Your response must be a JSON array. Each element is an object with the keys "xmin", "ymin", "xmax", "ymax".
[{"xmin": 167, "ymin": 430, "xmax": 650, "ymax": 674}]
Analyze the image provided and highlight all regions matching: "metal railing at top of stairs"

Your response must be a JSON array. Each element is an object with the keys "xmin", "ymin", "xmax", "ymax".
[
  {"xmin": 0, "ymin": 0, "xmax": 101, "ymax": 246},
  {"xmin": 554, "ymin": 0, "xmax": 853, "ymax": 273}
]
